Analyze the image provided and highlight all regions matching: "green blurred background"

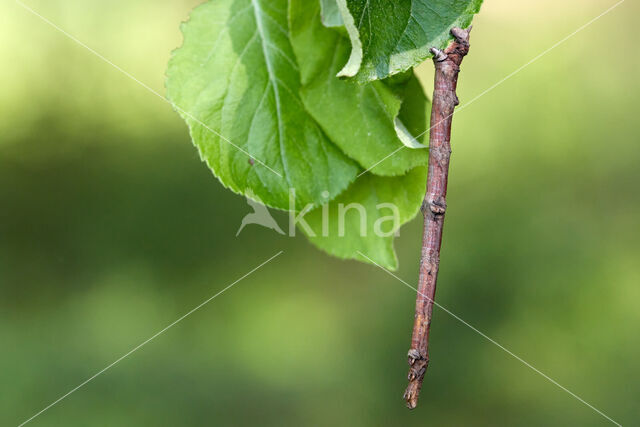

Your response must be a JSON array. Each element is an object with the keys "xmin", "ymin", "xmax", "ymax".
[{"xmin": 2, "ymin": 0, "xmax": 639, "ymax": 425}]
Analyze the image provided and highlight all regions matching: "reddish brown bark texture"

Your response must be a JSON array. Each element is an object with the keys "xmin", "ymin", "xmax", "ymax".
[{"xmin": 404, "ymin": 27, "xmax": 472, "ymax": 409}]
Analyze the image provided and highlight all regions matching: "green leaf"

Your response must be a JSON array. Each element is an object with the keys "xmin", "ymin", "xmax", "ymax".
[
  {"xmin": 289, "ymin": 0, "xmax": 429, "ymax": 176},
  {"xmin": 336, "ymin": 0, "xmax": 483, "ymax": 82},
  {"xmin": 300, "ymin": 166, "xmax": 427, "ymax": 270},
  {"xmin": 390, "ymin": 73, "xmax": 431, "ymax": 149},
  {"xmin": 320, "ymin": 0, "xmax": 343, "ymax": 27},
  {"xmin": 166, "ymin": 0, "xmax": 358, "ymax": 210}
]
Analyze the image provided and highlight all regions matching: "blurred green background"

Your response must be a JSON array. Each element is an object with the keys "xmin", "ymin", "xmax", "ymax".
[{"xmin": 2, "ymin": 0, "xmax": 639, "ymax": 425}]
